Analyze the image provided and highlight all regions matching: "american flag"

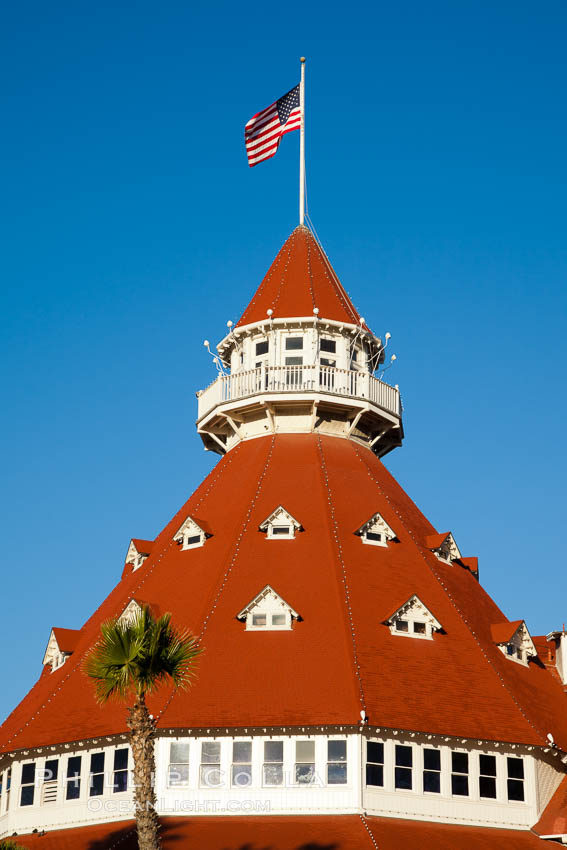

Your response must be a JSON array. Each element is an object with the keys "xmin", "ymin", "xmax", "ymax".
[{"xmin": 245, "ymin": 85, "xmax": 302, "ymax": 167}]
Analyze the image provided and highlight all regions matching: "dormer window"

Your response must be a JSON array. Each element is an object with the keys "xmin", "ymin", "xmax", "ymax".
[
  {"xmin": 355, "ymin": 513, "xmax": 397, "ymax": 547},
  {"xmin": 425, "ymin": 532, "xmax": 461, "ymax": 563},
  {"xmin": 118, "ymin": 599, "xmax": 143, "ymax": 627},
  {"xmin": 237, "ymin": 586, "xmax": 299, "ymax": 631},
  {"xmin": 42, "ymin": 627, "xmax": 80, "ymax": 672},
  {"xmin": 259, "ymin": 506, "xmax": 302, "ymax": 540},
  {"xmin": 386, "ymin": 596, "xmax": 442, "ymax": 640},
  {"xmin": 491, "ymin": 621, "xmax": 536, "ymax": 666},
  {"xmin": 173, "ymin": 516, "xmax": 212, "ymax": 550},
  {"xmin": 124, "ymin": 539, "xmax": 153, "ymax": 572}
]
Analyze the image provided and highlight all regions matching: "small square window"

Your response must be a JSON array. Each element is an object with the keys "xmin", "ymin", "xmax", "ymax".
[
  {"xmin": 320, "ymin": 339, "xmax": 336, "ymax": 353},
  {"xmin": 413, "ymin": 622, "xmax": 426, "ymax": 635},
  {"xmin": 252, "ymin": 614, "xmax": 267, "ymax": 627},
  {"xmin": 286, "ymin": 337, "xmax": 303, "ymax": 350},
  {"xmin": 271, "ymin": 614, "xmax": 286, "ymax": 626},
  {"xmin": 395, "ymin": 619, "xmax": 409, "ymax": 632},
  {"xmin": 256, "ymin": 341, "xmax": 269, "ymax": 356}
]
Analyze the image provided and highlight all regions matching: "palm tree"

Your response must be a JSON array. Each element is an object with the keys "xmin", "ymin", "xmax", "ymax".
[{"xmin": 84, "ymin": 608, "xmax": 200, "ymax": 850}]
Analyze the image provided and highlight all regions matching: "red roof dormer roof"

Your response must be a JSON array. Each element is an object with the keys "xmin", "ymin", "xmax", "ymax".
[{"xmin": 236, "ymin": 226, "xmax": 366, "ymax": 329}]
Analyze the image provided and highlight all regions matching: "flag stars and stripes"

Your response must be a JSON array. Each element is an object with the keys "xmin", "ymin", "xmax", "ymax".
[{"xmin": 245, "ymin": 84, "xmax": 302, "ymax": 167}]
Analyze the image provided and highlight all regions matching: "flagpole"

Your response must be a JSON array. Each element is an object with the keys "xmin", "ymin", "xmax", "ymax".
[{"xmin": 299, "ymin": 57, "xmax": 306, "ymax": 226}]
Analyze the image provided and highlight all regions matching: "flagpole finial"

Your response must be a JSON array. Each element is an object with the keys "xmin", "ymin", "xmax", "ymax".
[{"xmin": 300, "ymin": 56, "xmax": 306, "ymax": 62}]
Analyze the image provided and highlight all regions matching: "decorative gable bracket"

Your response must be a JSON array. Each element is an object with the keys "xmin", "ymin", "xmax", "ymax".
[
  {"xmin": 385, "ymin": 595, "xmax": 442, "ymax": 640},
  {"xmin": 237, "ymin": 585, "xmax": 299, "ymax": 631},
  {"xmin": 355, "ymin": 512, "xmax": 397, "ymax": 547},
  {"xmin": 491, "ymin": 620, "xmax": 536, "ymax": 666},
  {"xmin": 425, "ymin": 532, "xmax": 461, "ymax": 563},
  {"xmin": 173, "ymin": 516, "xmax": 212, "ymax": 550},
  {"xmin": 259, "ymin": 506, "xmax": 302, "ymax": 540}
]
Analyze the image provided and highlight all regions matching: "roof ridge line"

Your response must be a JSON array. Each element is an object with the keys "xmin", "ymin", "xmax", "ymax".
[
  {"xmin": 350, "ymin": 442, "xmax": 550, "ymax": 747},
  {"xmin": 316, "ymin": 435, "xmax": 366, "ymax": 712}
]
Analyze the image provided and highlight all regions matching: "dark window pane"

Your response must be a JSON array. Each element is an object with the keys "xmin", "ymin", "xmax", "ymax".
[
  {"xmin": 328, "ymin": 740, "xmax": 346, "ymax": 762},
  {"xmin": 90, "ymin": 753, "xmax": 105, "ymax": 774},
  {"xmin": 21, "ymin": 763, "xmax": 35, "ymax": 784},
  {"xmin": 366, "ymin": 531, "xmax": 382, "ymax": 542},
  {"xmin": 114, "ymin": 770, "xmax": 128, "ymax": 793},
  {"xmin": 186, "ymin": 534, "xmax": 201, "ymax": 546},
  {"xmin": 295, "ymin": 764, "xmax": 315, "ymax": 784},
  {"xmin": 114, "ymin": 749, "xmax": 128, "ymax": 771},
  {"xmin": 67, "ymin": 756, "xmax": 81, "ymax": 779},
  {"xmin": 90, "ymin": 773, "xmax": 104, "ymax": 796},
  {"xmin": 452, "ymin": 752, "xmax": 468, "ymax": 774},
  {"xmin": 66, "ymin": 780, "xmax": 81, "ymax": 800},
  {"xmin": 233, "ymin": 742, "xmax": 251, "ymax": 763},
  {"xmin": 320, "ymin": 357, "xmax": 336, "ymax": 367},
  {"xmin": 44, "ymin": 759, "xmax": 58, "ymax": 781},
  {"xmin": 272, "ymin": 526, "xmax": 290, "ymax": 535},
  {"xmin": 480, "ymin": 755, "xmax": 496, "ymax": 776},
  {"xmin": 328, "ymin": 763, "xmax": 347, "ymax": 784},
  {"xmin": 232, "ymin": 765, "xmax": 252, "ymax": 787},
  {"xmin": 479, "ymin": 776, "xmax": 497, "ymax": 798},
  {"xmin": 366, "ymin": 764, "xmax": 383, "ymax": 786},
  {"xmin": 286, "ymin": 337, "xmax": 303, "ymax": 350},
  {"xmin": 264, "ymin": 741, "xmax": 283, "ymax": 762},
  {"xmin": 452, "ymin": 774, "xmax": 469, "ymax": 796},
  {"xmin": 395, "ymin": 619, "xmax": 408, "ymax": 632},
  {"xmin": 507, "ymin": 757, "xmax": 524, "ymax": 780},
  {"xmin": 395, "ymin": 766, "xmax": 412, "ymax": 789},
  {"xmin": 285, "ymin": 356, "xmax": 303, "ymax": 365},
  {"xmin": 320, "ymin": 339, "xmax": 336, "ymax": 353},
  {"xmin": 255, "ymin": 341, "xmax": 268, "ymax": 356},
  {"xmin": 424, "ymin": 749, "xmax": 441, "ymax": 771},
  {"xmin": 396, "ymin": 745, "xmax": 412, "ymax": 767},
  {"xmin": 508, "ymin": 779, "xmax": 525, "ymax": 801},
  {"xmin": 424, "ymin": 771, "xmax": 441, "ymax": 793},
  {"xmin": 20, "ymin": 785, "xmax": 34, "ymax": 806},
  {"xmin": 413, "ymin": 621, "xmax": 426, "ymax": 634},
  {"xmin": 367, "ymin": 742, "xmax": 383, "ymax": 764}
]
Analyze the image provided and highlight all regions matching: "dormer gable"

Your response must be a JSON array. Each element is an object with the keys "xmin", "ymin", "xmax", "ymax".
[
  {"xmin": 173, "ymin": 516, "xmax": 212, "ymax": 550},
  {"xmin": 425, "ymin": 532, "xmax": 461, "ymax": 563},
  {"xmin": 42, "ymin": 627, "xmax": 80, "ymax": 672},
  {"xmin": 491, "ymin": 620, "xmax": 536, "ymax": 666},
  {"xmin": 117, "ymin": 599, "xmax": 144, "ymax": 627},
  {"xmin": 355, "ymin": 512, "xmax": 397, "ymax": 547},
  {"xmin": 385, "ymin": 595, "xmax": 442, "ymax": 640},
  {"xmin": 237, "ymin": 585, "xmax": 299, "ymax": 631},
  {"xmin": 259, "ymin": 506, "xmax": 302, "ymax": 540},
  {"xmin": 125, "ymin": 538, "xmax": 154, "ymax": 572}
]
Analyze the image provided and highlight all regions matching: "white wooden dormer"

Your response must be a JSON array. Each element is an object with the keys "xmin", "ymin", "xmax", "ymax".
[
  {"xmin": 259, "ymin": 506, "xmax": 302, "ymax": 540},
  {"xmin": 125, "ymin": 538, "xmax": 153, "ymax": 572},
  {"xmin": 173, "ymin": 516, "xmax": 212, "ymax": 550},
  {"xmin": 425, "ymin": 532, "xmax": 461, "ymax": 563},
  {"xmin": 237, "ymin": 586, "xmax": 299, "ymax": 631},
  {"xmin": 117, "ymin": 599, "xmax": 143, "ymax": 627},
  {"xmin": 385, "ymin": 595, "xmax": 442, "ymax": 640},
  {"xmin": 355, "ymin": 512, "xmax": 397, "ymax": 547},
  {"xmin": 491, "ymin": 620, "xmax": 537, "ymax": 666},
  {"xmin": 42, "ymin": 628, "xmax": 80, "ymax": 672}
]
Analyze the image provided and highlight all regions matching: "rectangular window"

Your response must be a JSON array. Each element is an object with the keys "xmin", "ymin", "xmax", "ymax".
[
  {"xmin": 20, "ymin": 763, "xmax": 35, "ymax": 807},
  {"xmin": 263, "ymin": 741, "xmax": 283, "ymax": 786},
  {"xmin": 320, "ymin": 357, "xmax": 336, "ymax": 367},
  {"xmin": 395, "ymin": 745, "xmax": 413, "ymax": 790},
  {"xmin": 285, "ymin": 337, "xmax": 303, "ymax": 350},
  {"xmin": 272, "ymin": 525, "xmax": 291, "ymax": 535},
  {"xmin": 327, "ymin": 740, "xmax": 347, "ymax": 784},
  {"xmin": 255, "ymin": 340, "xmax": 269, "ymax": 356},
  {"xmin": 252, "ymin": 614, "xmax": 267, "ymax": 627},
  {"xmin": 200, "ymin": 742, "xmax": 221, "ymax": 787},
  {"xmin": 89, "ymin": 753, "xmax": 105, "ymax": 797},
  {"xmin": 423, "ymin": 748, "xmax": 441, "ymax": 793},
  {"xmin": 6, "ymin": 768, "xmax": 11, "ymax": 808},
  {"xmin": 295, "ymin": 740, "xmax": 315, "ymax": 784},
  {"xmin": 271, "ymin": 613, "xmax": 286, "ymax": 626},
  {"xmin": 478, "ymin": 754, "xmax": 497, "ymax": 799},
  {"xmin": 168, "ymin": 742, "xmax": 190, "ymax": 787},
  {"xmin": 366, "ymin": 531, "xmax": 382, "ymax": 543},
  {"xmin": 113, "ymin": 748, "xmax": 128, "ymax": 793},
  {"xmin": 285, "ymin": 356, "xmax": 303, "ymax": 366},
  {"xmin": 507, "ymin": 757, "xmax": 525, "ymax": 802},
  {"xmin": 186, "ymin": 534, "xmax": 201, "ymax": 546},
  {"xmin": 320, "ymin": 339, "xmax": 336, "ymax": 353},
  {"xmin": 232, "ymin": 742, "xmax": 252, "ymax": 787},
  {"xmin": 41, "ymin": 758, "xmax": 59, "ymax": 804},
  {"xmin": 413, "ymin": 622, "xmax": 426, "ymax": 635},
  {"xmin": 66, "ymin": 756, "xmax": 81, "ymax": 801},
  {"xmin": 395, "ymin": 619, "xmax": 409, "ymax": 632},
  {"xmin": 366, "ymin": 741, "xmax": 384, "ymax": 786},
  {"xmin": 451, "ymin": 751, "xmax": 469, "ymax": 796}
]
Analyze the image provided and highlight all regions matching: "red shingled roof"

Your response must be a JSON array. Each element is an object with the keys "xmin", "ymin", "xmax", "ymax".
[
  {"xmin": 534, "ymin": 774, "xmax": 567, "ymax": 837},
  {"xmin": 491, "ymin": 620, "xmax": 524, "ymax": 644},
  {"xmin": 9, "ymin": 814, "xmax": 552, "ymax": 849},
  {"xmin": 235, "ymin": 226, "xmax": 366, "ymax": 328},
  {"xmin": 130, "ymin": 538, "xmax": 153, "ymax": 555},
  {"xmin": 2, "ymin": 433, "xmax": 567, "ymax": 755},
  {"xmin": 51, "ymin": 627, "xmax": 80, "ymax": 654}
]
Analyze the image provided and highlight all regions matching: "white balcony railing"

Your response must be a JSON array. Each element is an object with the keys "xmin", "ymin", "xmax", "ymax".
[{"xmin": 197, "ymin": 365, "xmax": 400, "ymax": 422}]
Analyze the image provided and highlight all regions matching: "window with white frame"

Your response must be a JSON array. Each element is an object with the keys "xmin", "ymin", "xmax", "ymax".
[
  {"xmin": 232, "ymin": 742, "xmax": 252, "ymax": 787},
  {"xmin": 395, "ymin": 745, "xmax": 413, "ymax": 790},
  {"xmin": 295, "ymin": 740, "xmax": 315, "ymax": 785},
  {"xmin": 492, "ymin": 621, "xmax": 536, "ymax": 667},
  {"xmin": 259, "ymin": 506, "xmax": 302, "ymax": 540},
  {"xmin": 320, "ymin": 338, "xmax": 336, "ymax": 354},
  {"xmin": 66, "ymin": 756, "xmax": 81, "ymax": 801},
  {"xmin": 263, "ymin": 741, "xmax": 284, "ymax": 786},
  {"xmin": 479, "ymin": 754, "xmax": 497, "ymax": 799},
  {"xmin": 451, "ymin": 751, "xmax": 469, "ymax": 796},
  {"xmin": 507, "ymin": 757, "xmax": 525, "ymax": 801},
  {"xmin": 285, "ymin": 336, "xmax": 303, "ymax": 351},
  {"xmin": 355, "ymin": 512, "xmax": 396, "ymax": 547},
  {"xmin": 41, "ymin": 758, "xmax": 59, "ymax": 804},
  {"xmin": 200, "ymin": 742, "xmax": 221, "ymax": 787},
  {"xmin": 20, "ymin": 763, "xmax": 35, "ymax": 807},
  {"xmin": 255, "ymin": 340, "xmax": 269, "ymax": 356},
  {"xmin": 168, "ymin": 742, "xmax": 190, "ymax": 787},
  {"xmin": 386, "ymin": 596, "xmax": 442, "ymax": 640},
  {"xmin": 366, "ymin": 741, "xmax": 384, "ymax": 786},
  {"xmin": 5, "ymin": 767, "xmax": 11, "ymax": 809},
  {"xmin": 237, "ymin": 586, "xmax": 298, "ymax": 631},
  {"xmin": 113, "ymin": 748, "xmax": 128, "ymax": 793},
  {"xmin": 173, "ymin": 516, "xmax": 210, "ymax": 550},
  {"xmin": 89, "ymin": 752, "xmax": 105, "ymax": 797},
  {"xmin": 423, "ymin": 748, "xmax": 441, "ymax": 793},
  {"xmin": 327, "ymin": 740, "xmax": 347, "ymax": 784}
]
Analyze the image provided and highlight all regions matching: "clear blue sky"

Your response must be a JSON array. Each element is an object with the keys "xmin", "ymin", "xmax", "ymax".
[{"xmin": 1, "ymin": 0, "xmax": 566, "ymax": 722}]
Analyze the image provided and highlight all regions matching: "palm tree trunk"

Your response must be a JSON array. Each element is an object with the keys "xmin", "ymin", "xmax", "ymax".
[{"xmin": 127, "ymin": 693, "xmax": 160, "ymax": 850}]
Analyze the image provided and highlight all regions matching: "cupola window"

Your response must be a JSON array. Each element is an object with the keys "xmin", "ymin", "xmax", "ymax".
[
  {"xmin": 237, "ymin": 585, "xmax": 299, "ymax": 631},
  {"xmin": 259, "ymin": 505, "xmax": 302, "ymax": 540},
  {"xmin": 320, "ymin": 338, "xmax": 336, "ymax": 353},
  {"xmin": 173, "ymin": 516, "xmax": 212, "ymax": 550},
  {"xmin": 386, "ymin": 595, "xmax": 442, "ymax": 640},
  {"xmin": 20, "ymin": 763, "xmax": 35, "ymax": 807},
  {"xmin": 491, "ymin": 620, "xmax": 536, "ymax": 666},
  {"xmin": 355, "ymin": 512, "xmax": 397, "ymax": 547},
  {"xmin": 255, "ymin": 340, "xmax": 269, "ymax": 356},
  {"xmin": 285, "ymin": 336, "xmax": 303, "ymax": 350}
]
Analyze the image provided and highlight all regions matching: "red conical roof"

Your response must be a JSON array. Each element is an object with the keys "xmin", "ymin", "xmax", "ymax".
[
  {"xmin": 236, "ymin": 226, "xmax": 365, "ymax": 327},
  {"xmin": 2, "ymin": 434, "xmax": 566, "ymax": 754}
]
